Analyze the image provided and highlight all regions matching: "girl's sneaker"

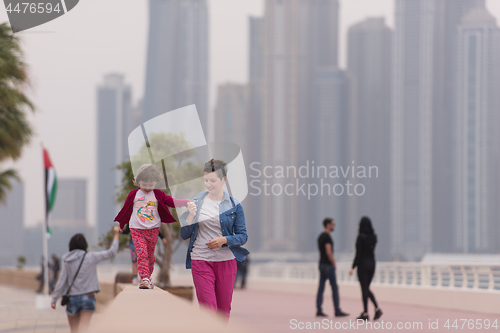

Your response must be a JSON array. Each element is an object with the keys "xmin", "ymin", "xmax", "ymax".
[
  {"xmin": 139, "ymin": 278, "xmax": 151, "ymax": 289},
  {"xmin": 132, "ymin": 276, "xmax": 139, "ymax": 285}
]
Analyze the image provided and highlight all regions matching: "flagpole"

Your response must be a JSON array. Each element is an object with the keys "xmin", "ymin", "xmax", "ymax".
[
  {"xmin": 41, "ymin": 143, "xmax": 49, "ymax": 297},
  {"xmin": 42, "ymin": 218, "xmax": 49, "ymax": 296}
]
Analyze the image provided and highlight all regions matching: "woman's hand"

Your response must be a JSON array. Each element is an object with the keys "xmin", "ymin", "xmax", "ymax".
[
  {"xmin": 349, "ymin": 268, "xmax": 354, "ymax": 276},
  {"xmin": 162, "ymin": 238, "xmax": 167, "ymax": 245},
  {"xmin": 206, "ymin": 237, "xmax": 227, "ymax": 249},
  {"xmin": 51, "ymin": 302, "xmax": 56, "ymax": 309}
]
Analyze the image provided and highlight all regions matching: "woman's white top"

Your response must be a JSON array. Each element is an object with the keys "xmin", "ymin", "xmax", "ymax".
[{"xmin": 190, "ymin": 196, "xmax": 235, "ymax": 262}]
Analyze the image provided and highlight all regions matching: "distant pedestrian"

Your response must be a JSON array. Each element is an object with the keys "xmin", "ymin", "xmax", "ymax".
[
  {"xmin": 36, "ymin": 256, "xmax": 45, "ymax": 293},
  {"xmin": 349, "ymin": 216, "xmax": 382, "ymax": 321},
  {"xmin": 49, "ymin": 254, "xmax": 60, "ymax": 294},
  {"xmin": 235, "ymin": 255, "xmax": 249, "ymax": 289},
  {"xmin": 51, "ymin": 226, "xmax": 119, "ymax": 333},
  {"xmin": 316, "ymin": 218, "xmax": 349, "ymax": 317}
]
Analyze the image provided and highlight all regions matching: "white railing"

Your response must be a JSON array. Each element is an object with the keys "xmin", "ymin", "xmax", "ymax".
[{"xmin": 210, "ymin": 262, "xmax": 500, "ymax": 291}]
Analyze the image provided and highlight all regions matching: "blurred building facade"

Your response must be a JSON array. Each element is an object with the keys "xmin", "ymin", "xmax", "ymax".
[
  {"xmin": 455, "ymin": 7, "xmax": 500, "ymax": 253},
  {"xmin": 346, "ymin": 17, "xmax": 392, "ymax": 260},
  {"xmin": 391, "ymin": 0, "xmax": 486, "ymax": 261},
  {"xmin": 213, "ymin": 83, "xmax": 248, "ymax": 153},
  {"xmin": 259, "ymin": 0, "xmax": 340, "ymax": 252},
  {"xmin": 244, "ymin": 16, "xmax": 265, "ymax": 251},
  {"xmin": 310, "ymin": 68, "xmax": 350, "ymax": 252},
  {"xmin": 51, "ymin": 178, "xmax": 87, "ymax": 227},
  {"xmin": 143, "ymin": 0, "xmax": 209, "ymax": 135},
  {"xmin": 96, "ymin": 74, "xmax": 132, "ymax": 238}
]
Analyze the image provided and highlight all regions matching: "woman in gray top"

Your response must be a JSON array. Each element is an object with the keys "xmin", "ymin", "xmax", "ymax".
[{"xmin": 51, "ymin": 226, "xmax": 119, "ymax": 332}]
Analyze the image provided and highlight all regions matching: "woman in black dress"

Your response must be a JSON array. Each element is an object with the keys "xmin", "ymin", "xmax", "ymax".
[{"xmin": 349, "ymin": 216, "xmax": 382, "ymax": 321}]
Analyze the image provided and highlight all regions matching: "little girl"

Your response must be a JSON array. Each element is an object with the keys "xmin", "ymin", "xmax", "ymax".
[{"xmin": 115, "ymin": 164, "xmax": 189, "ymax": 289}]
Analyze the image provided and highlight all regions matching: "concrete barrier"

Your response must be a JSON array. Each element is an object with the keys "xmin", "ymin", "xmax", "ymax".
[
  {"xmin": 0, "ymin": 268, "xmax": 115, "ymax": 306},
  {"xmin": 89, "ymin": 284, "xmax": 248, "ymax": 333},
  {"xmin": 0, "ymin": 268, "xmax": 39, "ymax": 290}
]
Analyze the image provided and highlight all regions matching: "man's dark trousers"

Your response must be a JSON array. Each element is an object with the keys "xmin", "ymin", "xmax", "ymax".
[{"xmin": 316, "ymin": 263, "xmax": 340, "ymax": 313}]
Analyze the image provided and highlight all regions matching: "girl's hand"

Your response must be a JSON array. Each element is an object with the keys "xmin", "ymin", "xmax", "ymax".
[
  {"xmin": 206, "ymin": 237, "xmax": 227, "ymax": 249},
  {"xmin": 349, "ymin": 268, "xmax": 354, "ymax": 276},
  {"xmin": 187, "ymin": 201, "xmax": 197, "ymax": 216},
  {"xmin": 162, "ymin": 238, "xmax": 167, "ymax": 245},
  {"xmin": 51, "ymin": 302, "xmax": 56, "ymax": 309}
]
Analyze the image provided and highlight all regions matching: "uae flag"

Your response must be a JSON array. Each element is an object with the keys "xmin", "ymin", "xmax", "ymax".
[{"xmin": 43, "ymin": 148, "xmax": 57, "ymax": 236}]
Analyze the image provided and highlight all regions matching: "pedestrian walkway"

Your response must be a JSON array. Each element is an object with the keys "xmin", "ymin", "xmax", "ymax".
[
  {"xmin": 229, "ymin": 288, "xmax": 500, "ymax": 332},
  {"xmin": 0, "ymin": 285, "xmax": 104, "ymax": 333},
  {"xmin": 1, "ymin": 282, "xmax": 498, "ymax": 333}
]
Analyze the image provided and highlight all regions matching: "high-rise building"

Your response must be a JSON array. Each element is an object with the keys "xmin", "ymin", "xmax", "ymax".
[
  {"xmin": 51, "ymin": 178, "xmax": 87, "ymax": 227},
  {"xmin": 391, "ymin": 0, "xmax": 486, "ymax": 260},
  {"xmin": 0, "ymin": 181, "xmax": 24, "ymax": 265},
  {"xmin": 96, "ymin": 74, "xmax": 132, "ymax": 238},
  {"xmin": 143, "ymin": 0, "xmax": 209, "ymax": 134},
  {"xmin": 432, "ymin": 0, "xmax": 486, "ymax": 254},
  {"xmin": 261, "ymin": 0, "xmax": 339, "ymax": 252},
  {"xmin": 213, "ymin": 83, "xmax": 248, "ymax": 152},
  {"xmin": 310, "ymin": 68, "xmax": 350, "ymax": 252},
  {"xmin": 245, "ymin": 16, "xmax": 265, "ymax": 251},
  {"xmin": 346, "ymin": 18, "xmax": 392, "ymax": 260},
  {"xmin": 392, "ymin": 0, "xmax": 440, "ymax": 260},
  {"xmin": 455, "ymin": 7, "xmax": 500, "ymax": 253}
]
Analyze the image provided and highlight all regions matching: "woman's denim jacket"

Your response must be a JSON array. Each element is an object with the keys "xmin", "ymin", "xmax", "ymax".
[{"xmin": 179, "ymin": 191, "xmax": 250, "ymax": 269}]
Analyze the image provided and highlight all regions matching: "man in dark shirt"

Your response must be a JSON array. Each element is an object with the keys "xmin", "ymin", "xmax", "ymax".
[{"xmin": 316, "ymin": 217, "xmax": 349, "ymax": 317}]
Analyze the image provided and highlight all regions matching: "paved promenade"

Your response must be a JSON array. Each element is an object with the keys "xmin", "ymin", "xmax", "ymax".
[
  {"xmin": 0, "ymin": 285, "xmax": 106, "ymax": 333},
  {"xmin": 0, "ymin": 283, "xmax": 498, "ymax": 332},
  {"xmin": 230, "ymin": 288, "xmax": 500, "ymax": 332}
]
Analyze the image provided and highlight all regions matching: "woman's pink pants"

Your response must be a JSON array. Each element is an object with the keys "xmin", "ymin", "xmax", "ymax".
[{"xmin": 191, "ymin": 259, "xmax": 237, "ymax": 320}]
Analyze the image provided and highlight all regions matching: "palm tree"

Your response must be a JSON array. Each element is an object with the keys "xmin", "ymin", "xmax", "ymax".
[{"xmin": 0, "ymin": 23, "xmax": 34, "ymax": 203}]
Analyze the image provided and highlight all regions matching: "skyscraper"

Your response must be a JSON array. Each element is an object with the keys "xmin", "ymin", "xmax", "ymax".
[
  {"xmin": 261, "ymin": 0, "xmax": 339, "ymax": 252},
  {"xmin": 143, "ymin": 0, "xmax": 209, "ymax": 134},
  {"xmin": 391, "ymin": 0, "xmax": 487, "ymax": 260},
  {"xmin": 245, "ymin": 17, "xmax": 265, "ymax": 251},
  {"xmin": 51, "ymin": 178, "xmax": 87, "ymax": 227},
  {"xmin": 455, "ymin": 7, "xmax": 500, "ymax": 253},
  {"xmin": 432, "ymin": 0, "xmax": 486, "ymax": 254},
  {"xmin": 213, "ymin": 83, "xmax": 248, "ymax": 152},
  {"xmin": 311, "ymin": 68, "xmax": 350, "ymax": 252},
  {"xmin": 347, "ymin": 17, "xmax": 392, "ymax": 260},
  {"xmin": 392, "ymin": 0, "xmax": 440, "ymax": 260},
  {"xmin": 96, "ymin": 74, "xmax": 132, "ymax": 238}
]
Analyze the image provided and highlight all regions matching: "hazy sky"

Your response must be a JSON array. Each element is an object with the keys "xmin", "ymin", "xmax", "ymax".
[{"xmin": 1, "ymin": 0, "xmax": 499, "ymax": 228}]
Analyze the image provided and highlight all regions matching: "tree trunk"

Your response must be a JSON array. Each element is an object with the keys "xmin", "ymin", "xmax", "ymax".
[{"xmin": 157, "ymin": 224, "xmax": 175, "ymax": 287}]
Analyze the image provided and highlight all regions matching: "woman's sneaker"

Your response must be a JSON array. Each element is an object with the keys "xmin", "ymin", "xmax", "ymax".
[
  {"xmin": 132, "ymin": 276, "xmax": 139, "ymax": 285},
  {"xmin": 139, "ymin": 278, "xmax": 152, "ymax": 289}
]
